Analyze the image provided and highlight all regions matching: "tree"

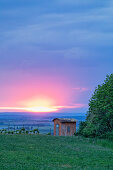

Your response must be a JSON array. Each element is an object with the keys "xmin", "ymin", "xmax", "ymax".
[
  {"xmin": 33, "ymin": 128, "xmax": 39, "ymax": 134},
  {"xmin": 78, "ymin": 74, "xmax": 113, "ymax": 137}
]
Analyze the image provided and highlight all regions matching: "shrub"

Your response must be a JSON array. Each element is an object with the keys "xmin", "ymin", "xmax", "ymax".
[
  {"xmin": 99, "ymin": 131, "xmax": 113, "ymax": 139},
  {"xmin": 33, "ymin": 128, "xmax": 39, "ymax": 134},
  {"xmin": 26, "ymin": 130, "xmax": 29, "ymax": 134},
  {"xmin": 19, "ymin": 130, "xmax": 21, "ymax": 134},
  {"xmin": 21, "ymin": 127, "xmax": 25, "ymax": 131}
]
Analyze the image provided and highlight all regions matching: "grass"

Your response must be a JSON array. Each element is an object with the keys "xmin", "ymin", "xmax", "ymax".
[{"xmin": 0, "ymin": 135, "xmax": 113, "ymax": 170}]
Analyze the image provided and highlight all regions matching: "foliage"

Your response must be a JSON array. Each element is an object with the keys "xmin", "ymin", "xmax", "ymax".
[
  {"xmin": 46, "ymin": 132, "xmax": 51, "ymax": 135},
  {"xmin": 33, "ymin": 128, "xmax": 39, "ymax": 134},
  {"xmin": 19, "ymin": 130, "xmax": 21, "ymax": 134},
  {"xmin": 77, "ymin": 121, "xmax": 87, "ymax": 135},
  {"xmin": 78, "ymin": 74, "xmax": 113, "ymax": 137},
  {"xmin": 0, "ymin": 135, "xmax": 113, "ymax": 169},
  {"xmin": 99, "ymin": 131, "xmax": 113, "ymax": 140},
  {"xmin": 0, "ymin": 128, "xmax": 40, "ymax": 135},
  {"xmin": 26, "ymin": 130, "xmax": 29, "ymax": 134},
  {"xmin": 21, "ymin": 127, "xmax": 25, "ymax": 131}
]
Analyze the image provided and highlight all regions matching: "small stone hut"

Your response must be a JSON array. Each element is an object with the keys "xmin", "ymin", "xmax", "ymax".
[{"xmin": 53, "ymin": 118, "xmax": 76, "ymax": 136}]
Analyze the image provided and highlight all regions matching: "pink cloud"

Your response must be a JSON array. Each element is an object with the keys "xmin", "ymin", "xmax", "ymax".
[{"xmin": 54, "ymin": 103, "xmax": 88, "ymax": 109}]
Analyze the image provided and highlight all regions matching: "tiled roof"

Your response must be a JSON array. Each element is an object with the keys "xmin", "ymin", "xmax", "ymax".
[{"xmin": 53, "ymin": 118, "xmax": 76, "ymax": 123}]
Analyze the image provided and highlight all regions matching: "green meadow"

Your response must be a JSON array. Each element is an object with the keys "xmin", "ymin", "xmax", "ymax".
[{"xmin": 0, "ymin": 135, "xmax": 113, "ymax": 170}]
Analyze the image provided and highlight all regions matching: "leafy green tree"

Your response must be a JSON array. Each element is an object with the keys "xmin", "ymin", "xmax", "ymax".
[
  {"xmin": 19, "ymin": 130, "xmax": 21, "ymax": 134},
  {"xmin": 79, "ymin": 74, "xmax": 113, "ymax": 137},
  {"xmin": 26, "ymin": 130, "xmax": 29, "ymax": 134},
  {"xmin": 21, "ymin": 127, "xmax": 25, "ymax": 131}
]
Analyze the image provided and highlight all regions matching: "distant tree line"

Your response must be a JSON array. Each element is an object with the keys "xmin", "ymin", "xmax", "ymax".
[{"xmin": 0, "ymin": 127, "xmax": 39, "ymax": 135}]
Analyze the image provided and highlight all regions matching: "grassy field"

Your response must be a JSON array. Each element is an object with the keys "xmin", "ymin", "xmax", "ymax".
[{"xmin": 0, "ymin": 135, "xmax": 113, "ymax": 170}]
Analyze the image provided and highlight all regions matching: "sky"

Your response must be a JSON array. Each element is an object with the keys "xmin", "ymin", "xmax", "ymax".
[{"xmin": 0, "ymin": 0, "xmax": 113, "ymax": 113}]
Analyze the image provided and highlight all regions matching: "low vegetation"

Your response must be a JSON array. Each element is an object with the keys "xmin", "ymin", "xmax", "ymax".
[
  {"xmin": 0, "ymin": 134, "xmax": 113, "ymax": 169},
  {"xmin": 0, "ymin": 128, "xmax": 39, "ymax": 135}
]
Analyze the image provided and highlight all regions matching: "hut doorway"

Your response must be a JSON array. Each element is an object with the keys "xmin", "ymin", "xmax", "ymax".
[{"xmin": 56, "ymin": 124, "xmax": 59, "ymax": 136}]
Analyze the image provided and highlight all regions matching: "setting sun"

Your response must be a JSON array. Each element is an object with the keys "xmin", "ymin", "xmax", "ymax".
[
  {"xmin": 21, "ymin": 97, "xmax": 57, "ymax": 112},
  {"xmin": 24, "ymin": 98, "xmax": 54, "ymax": 107}
]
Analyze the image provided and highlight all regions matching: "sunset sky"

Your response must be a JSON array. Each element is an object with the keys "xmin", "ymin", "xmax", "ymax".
[{"xmin": 0, "ymin": 0, "xmax": 113, "ymax": 113}]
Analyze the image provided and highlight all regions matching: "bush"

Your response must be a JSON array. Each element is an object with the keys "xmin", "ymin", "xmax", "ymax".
[
  {"xmin": 33, "ymin": 128, "xmax": 39, "ymax": 134},
  {"xmin": 19, "ymin": 130, "xmax": 21, "ymax": 134},
  {"xmin": 99, "ymin": 131, "xmax": 113, "ymax": 140},
  {"xmin": 21, "ymin": 127, "xmax": 25, "ymax": 131},
  {"xmin": 26, "ymin": 130, "xmax": 29, "ymax": 134}
]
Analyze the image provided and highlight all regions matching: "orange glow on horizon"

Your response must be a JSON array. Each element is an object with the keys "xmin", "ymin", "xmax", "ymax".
[
  {"xmin": 26, "ymin": 106, "xmax": 58, "ymax": 112},
  {"xmin": 19, "ymin": 97, "xmax": 58, "ymax": 112},
  {"xmin": 0, "ymin": 106, "xmax": 58, "ymax": 113},
  {"xmin": 0, "ymin": 103, "xmax": 87, "ymax": 113}
]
